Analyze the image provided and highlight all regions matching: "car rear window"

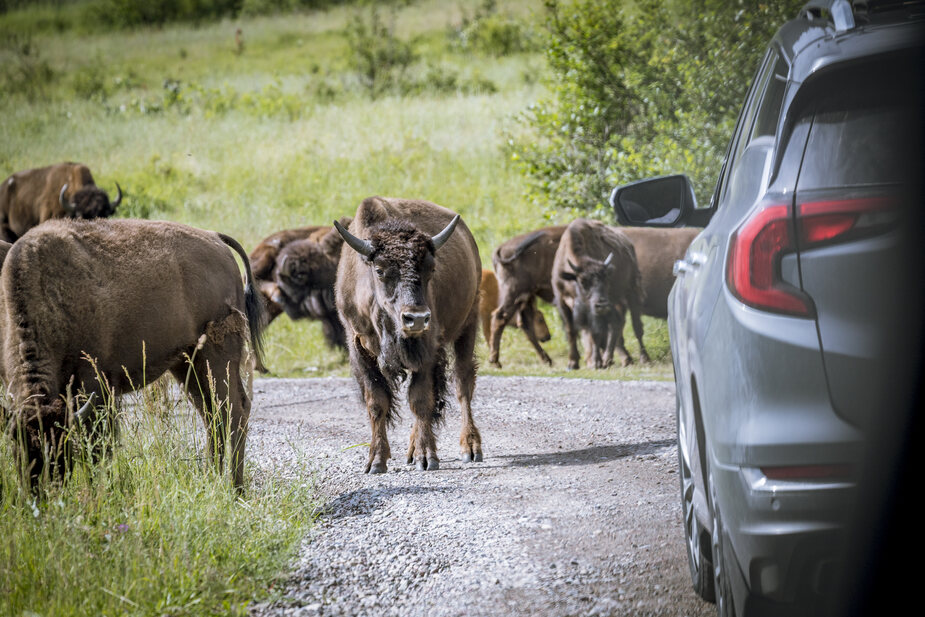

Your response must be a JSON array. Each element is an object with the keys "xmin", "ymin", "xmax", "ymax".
[{"xmin": 796, "ymin": 53, "xmax": 923, "ymax": 191}]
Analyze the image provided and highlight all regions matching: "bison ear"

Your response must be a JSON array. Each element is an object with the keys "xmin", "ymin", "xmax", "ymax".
[{"xmin": 357, "ymin": 197, "xmax": 388, "ymax": 229}]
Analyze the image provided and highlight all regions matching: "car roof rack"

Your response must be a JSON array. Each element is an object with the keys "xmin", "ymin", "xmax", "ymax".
[{"xmin": 801, "ymin": 0, "xmax": 856, "ymax": 31}]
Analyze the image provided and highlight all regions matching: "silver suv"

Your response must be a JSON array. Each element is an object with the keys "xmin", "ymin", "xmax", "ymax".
[{"xmin": 611, "ymin": 1, "xmax": 924, "ymax": 615}]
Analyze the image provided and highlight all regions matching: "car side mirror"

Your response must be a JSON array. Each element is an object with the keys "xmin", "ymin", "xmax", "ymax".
[{"xmin": 610, "ymin": 174, "xmax": 710, "ymax": 227}]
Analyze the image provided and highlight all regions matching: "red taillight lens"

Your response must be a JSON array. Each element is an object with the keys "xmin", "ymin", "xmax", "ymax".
[
  {"xmin": 727, "ymin": 204, "xmax": 813, "ymax": 317},
  {"xmin": 798, "ymin": 197, "xmax": 895, "ymax": 248}
]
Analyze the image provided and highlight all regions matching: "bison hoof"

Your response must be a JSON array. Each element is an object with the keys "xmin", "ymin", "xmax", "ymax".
[
  {"xmin": 461, "ymin": 452, "xmax": 483, "ymax": 463},
  {"xmin": 489, "ymin": 360, "xmax": 502, "ymax": 369},
  {"xmin": 415, "ymin": 457, "xmax": 440, "ymax": 471},
  {"xmin": 367, "ymin": 462, "xmax": 388, "ymax": 474}
]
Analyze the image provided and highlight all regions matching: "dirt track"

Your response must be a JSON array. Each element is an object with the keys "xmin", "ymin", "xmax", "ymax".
[{"xmin": 248, "ymin": 376, "xmax": 714, "ymax": 617}]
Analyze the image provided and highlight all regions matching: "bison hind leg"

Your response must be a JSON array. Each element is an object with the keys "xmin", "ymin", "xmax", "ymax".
[{"xmin": 172, "ymin": 333, "xmax": 250, "ymax": 493}]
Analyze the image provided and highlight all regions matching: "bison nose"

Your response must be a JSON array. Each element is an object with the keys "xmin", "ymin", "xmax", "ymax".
[
  {"xmin": 594, "ymin": 301, "xmax": 610, "ymax": 312},
  {"xmin": 401, "ymin": 310, "xmax": 431, "ymax": 333}
]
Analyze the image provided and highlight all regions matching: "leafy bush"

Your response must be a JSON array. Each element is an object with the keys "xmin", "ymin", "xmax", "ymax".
[
  {"xmin": 0, "ymin": 32, "xmax": 55, "ymax": 99},
  {"xmin": 452, "ymin": 0, "xmax": 539, "ymax": 56},
  {"xmin": 346, "ymin": 4, "xmax": 417, "ymax": 98},
  {"xmin": 509, "ymin": 0, "xmax": 804, "ymax": 216}
]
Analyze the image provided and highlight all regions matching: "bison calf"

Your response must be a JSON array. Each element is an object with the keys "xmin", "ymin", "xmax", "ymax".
[
  {"xmin": 553, "ymin": 218, "xmax": 647, "ymax": 369},
  {"xmin": 335, "ymin": 196, "xmax": 482, "ymax": 474},
  {"xmin": 0, "ymin": 162, "xmax": 122, "ymax": 242},
  {"xmin": 0, "ymin": 219, "xmax": 266, "ymax": 491}
]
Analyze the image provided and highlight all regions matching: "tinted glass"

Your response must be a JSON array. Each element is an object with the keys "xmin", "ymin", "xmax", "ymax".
[
  {"xmin": 797, "ymin": 54, "xmax": 923, "ymax": 190},
  {"xmin": 617, "ymin": 176, "xmax": 685, "ymax": 224}
]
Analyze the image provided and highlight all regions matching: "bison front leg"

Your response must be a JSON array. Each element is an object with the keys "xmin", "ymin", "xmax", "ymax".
[
  {"xmin": 454, "ymin": 315, "xmax": 482, "ymax": 463},
  {"xmin": 351, "ymin": 339, "xmax": 393, "ymax": 474},
  {"xmin": 557, "ymin": 300, "xmax": 582, "ymax": 370},
  {"xmin": 407, "ymin": 350, "xmax": 448, "ymax": 471}
]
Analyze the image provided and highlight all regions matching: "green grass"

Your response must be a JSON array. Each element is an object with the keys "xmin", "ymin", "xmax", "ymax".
[
  {"xmin": 0, "ymin": 383, "xmax": 320, "ymax": 617},
  {"xmin": 1, "ymin": 0, "xmax": 673, "ymax": 381},
  {"xmin": 0, "ymin": 2, "xmax": 674, "ymax": 612}
]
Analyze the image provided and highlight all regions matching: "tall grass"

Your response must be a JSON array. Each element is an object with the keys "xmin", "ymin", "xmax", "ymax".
[{"xmin": 0, "ymin": 382, "xmax": 320, "ymax": 616}]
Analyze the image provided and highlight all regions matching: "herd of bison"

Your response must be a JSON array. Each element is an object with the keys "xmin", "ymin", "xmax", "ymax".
[{"xmin": 0, "ymin": 161, "xmax": 698, "ymax": 491}]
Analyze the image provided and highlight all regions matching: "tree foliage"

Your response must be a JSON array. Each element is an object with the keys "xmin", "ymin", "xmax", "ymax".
[{"xmin": 510, "ymin": 0, "xmax": 804, "ymax": 217}]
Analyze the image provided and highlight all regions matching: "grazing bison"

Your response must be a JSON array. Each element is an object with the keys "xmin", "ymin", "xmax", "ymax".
[
  {"xmin": 249, "ymin": 225, "xmax": 331, "ymax": 325},
  {"xmin": 488, "ymin": 226, "xmax": 564, "ymax": 368},
  {"xmin": 334, "ymin": 196, "xmax": 482, "ymax": 474},
  {"xmin": 552, "ymin": 218, "xmax": 646, "ymax": 369},
  {"xmin": 0, "ymin": 162, "xmax": 122, "ymax": 242},
  {"xmin": 0, "ymin": 219, "xmax": 267, "ymax": 491},
  {"xmin": 271, "ymin": 220, "xmax": 352, "ymax": 351},
  {"xmin": 620, "ymin": 227, "xmax": 700, "ymax": 318}
]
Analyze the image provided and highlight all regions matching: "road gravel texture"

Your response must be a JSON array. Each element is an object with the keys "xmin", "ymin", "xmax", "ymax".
[{"xmin": 248, "ymin": 376, "xmax": 714, "ymax": 617}]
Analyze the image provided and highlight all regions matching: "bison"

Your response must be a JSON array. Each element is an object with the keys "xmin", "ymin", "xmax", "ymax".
[
  {"xmin": 488, "ymin": 226, "xmax": 564, "ymax": 368},
  {"xmin": 249, "ymin": 225, "xmax": 332, "ymax": 325},
  {"xmin": 480, "ymin": 267, "xmax": 550, "ymax": 350},
  {"xmin": 620, "ymin": 227, "xmax": 700, "ymax": 318},
  {"xmin": 552, "ymin": 218, "xmax": 647, "ymax": 369},
  {"xmin": 0, "ymin": 162, "xmax": 122, "ymax": 242},
  {"xmin": 334, "ymin": 196, "xmax": 482, "ymax": 474},
  {"xmin": 0, "ymin": 218, "xmax": 267, "ymax": 491},
  {"xmin": 271, "ymin": 220, "xmax": 352, "ymax": 351}
]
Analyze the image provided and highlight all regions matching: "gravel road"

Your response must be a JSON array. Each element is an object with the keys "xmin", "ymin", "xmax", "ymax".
[{"xmin": 248, "ymin": 376, "xmax": 714, "ymax": 617}]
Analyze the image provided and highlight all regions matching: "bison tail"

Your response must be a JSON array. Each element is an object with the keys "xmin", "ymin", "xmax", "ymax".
[{"xmin": 218, "ymin": 233, "xmax": 269, "ymax": 370}]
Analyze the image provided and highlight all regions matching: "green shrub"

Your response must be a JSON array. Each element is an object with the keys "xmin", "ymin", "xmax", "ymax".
[
  {"xmin": 0, "ymin": 32, "xmax": 55, "ymax": 100},
  {"xmin": 452, "ymin": 0, "xmax": 538, "ymax": 56},
  {"xmin": 509, "ymin": 0, "xmax": 804, "ymax": 216},
  {"xmin": 346, "ymin": 4, "xmax": 417, "ymax": 98}
]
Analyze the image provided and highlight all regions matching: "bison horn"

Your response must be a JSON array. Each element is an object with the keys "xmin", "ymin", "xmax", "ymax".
[
  {"xmin": 567, "ymin": 258, "xmax": 579, "ymax": 274},
  {"xmin": 603, "ymin": 252, "xmax": 614, "ymax": 267},
  {"xmin": 112, "ymin": 182, "xmax": 122, "ymax": 209},
  {"xmin": 431, "ymin": 214, "xmax": 460, "ymax": 252},
  {"xmin": 59, "ymin": 184, "xmax": 76, "ymax": 214},
  {"xmin": 334, "ymin": 219, "xmax": 373, "ymax": 257},
  {"xmin": 75, "ymin": 392, "xmax": 98, "ymax": 423}
]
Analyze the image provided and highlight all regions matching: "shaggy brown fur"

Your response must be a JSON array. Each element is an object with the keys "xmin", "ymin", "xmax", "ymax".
[
  {"xmin": 480, "ymin": 268, "xmax": 549, "ymax": 348},
  {"xmin": 272, "ymin": 219, "xmax": 352, "ymax": 351},
  {"xmin": 488, "ymin": 226, "xmax": 564, "ymax": 368},
  {"xmin": 621, "ymin": 227, "xmax": 700, "ymax": 318},
  {"xmin": 249, "ymin": 225, "xmax": 331, "ymax": 324},
  {"xmin": 0, "ymin": 219, "xmax": 267, "ymax": 491},
  {"xmin": 552, "ymin": 219, "xmax": 646, "ymax": 369},
  {"xmin": 335, "ymin": 196, "xmax": 481, "ymax": 474},
  {"xmin": 0, "ymin": 162, "xmax": 121, "ymax": 242}
]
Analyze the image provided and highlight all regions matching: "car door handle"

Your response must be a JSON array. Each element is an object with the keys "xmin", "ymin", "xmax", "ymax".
[
  {"xmin": 689, "ymin": 251, "xmax": 708, "ymax": 266},
  {"xmin": 673, "ymin": 259, "xmax": 692, "ymax": 277}
]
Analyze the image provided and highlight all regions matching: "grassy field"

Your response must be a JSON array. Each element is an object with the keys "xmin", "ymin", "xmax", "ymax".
[
  {"xmin": 1, "ymin": 0, "xmax": 673, "ymax": 381},
  {"xmin": 1, "ymin": 2, "xmax": 672, "ymax": 612}
]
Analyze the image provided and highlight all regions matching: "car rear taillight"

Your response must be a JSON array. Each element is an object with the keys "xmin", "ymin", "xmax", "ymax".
[
  {"xmin": 797, "ymin": 197, "xmax": 896, "ymax": 248},
  {"xmin": 726, "ymin": 203, "xmax": 813, "ymax": 317}
]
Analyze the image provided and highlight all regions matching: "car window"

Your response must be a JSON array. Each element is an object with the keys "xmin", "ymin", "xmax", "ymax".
[
  {"xmin": 796, "ymin": 52, "xmax": 922, "ymax": 191},
  {"xmin": 720, "ymin": 50, "xmax": 788, "ymax": 211},
  {"xmin": 799, "ymin": 105, "xmax": 915, "ymax": 190}
]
